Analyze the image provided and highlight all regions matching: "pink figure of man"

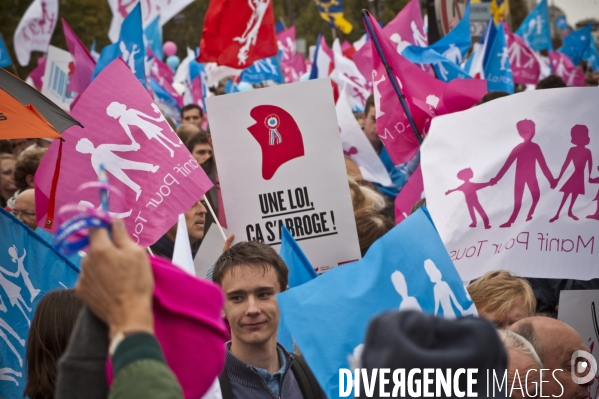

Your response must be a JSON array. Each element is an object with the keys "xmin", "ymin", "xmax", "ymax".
[
  {"xmin": 550, "ymin": 125, "xmax": 593, "ymax": 222},
  {"xmin": 446, "ymin": 168, "xmax": 492, "ymax": 229},
  {"xmin": 490, "ymin": 119, "xmax": 555, "ymax": 228}
]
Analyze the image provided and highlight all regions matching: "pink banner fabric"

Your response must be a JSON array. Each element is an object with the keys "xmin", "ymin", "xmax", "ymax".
[
  {"xmin": 505, "ymin": 30, "xmax": 540, "ymax": 85},
  {"xmin": 395, "ymin": 166, "xmax": 424, "ymax": 223},
  {"xmin": 62, "ymin": 18, "xmax": 96, "ymax": 97},
  {"xmin": 35, "ymin": 58, "xmax": 213, "ymax": 247},
  {"xmin": 549, "ymin": 51, "xmax": 585, "ymax": 87}
]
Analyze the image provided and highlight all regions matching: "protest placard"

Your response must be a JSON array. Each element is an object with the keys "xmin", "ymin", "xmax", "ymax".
[
  {"xmin": 41, "ymin": 45, "xmax": 75, "ymax": 111},
  {"xmin": 558, "ymin": 290, "xmax": 599, "ymax": 398},
  {"xmin": 422, "ymin": 88, "xmax": 599, "ymax": 281},
  {"xmin": 206, "ymin": 78, "xmax": 361, "ymax": 272}
]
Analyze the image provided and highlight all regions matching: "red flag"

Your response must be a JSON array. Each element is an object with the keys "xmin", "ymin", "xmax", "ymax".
[{"xmin": 198, "ymin": 0, "xmax": 278, "ymax": 68}]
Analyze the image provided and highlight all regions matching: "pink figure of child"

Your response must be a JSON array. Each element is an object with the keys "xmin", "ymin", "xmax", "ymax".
[
  {"xmin": 446, "ymin": 168, "xmax": 492, "ymax": 229},
  {"xmin": 586, "ymin": 166, "xmax": 599, "ymax": 220}
]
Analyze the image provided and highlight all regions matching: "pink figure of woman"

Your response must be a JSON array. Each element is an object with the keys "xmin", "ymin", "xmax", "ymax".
[
  {"xmin": 549, "ymin": 125, "xmax": 593, "ymax": 222},
  {"xmin": 445, "ymin": 167, "xmax": 492, "ymax": 229}
]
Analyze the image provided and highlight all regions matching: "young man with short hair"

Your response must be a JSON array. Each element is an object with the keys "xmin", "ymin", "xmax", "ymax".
[
  {"xmin": 212, "ymin": 241, "xmax": 323, "ymax": 399},
  {"xmin": 181, "ymin": 104, "xmax": 204, "ymax": 129}
]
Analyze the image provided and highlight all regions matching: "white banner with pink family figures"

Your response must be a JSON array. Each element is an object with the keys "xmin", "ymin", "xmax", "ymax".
[
  {"xmin": 206, "ymin": 79, "xmax": 361, "ymax": 273},
  {"xmin": 422, "ymin": 88, "xmax": 599, "ymax": 281}
]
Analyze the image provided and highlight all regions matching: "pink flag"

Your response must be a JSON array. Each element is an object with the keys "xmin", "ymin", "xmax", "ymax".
[
  {"xmin": 28, "ymin": 56, "xmax": 46, "ymax": 90},
  {"xmin": 149, "ymin": 55, "xmax": 184, "ymax": 107},
  {"xmin": 549, "ymin": 51, "xmax": 585, "ymax": 87},
  {"xmin": 277, "ymin": 26, "xmax": 296, "ymax": 63},
  {"xmin": 365, "ymin": 10, "xmax": 486, "ymax": 165},
  {"xmin": 62, "ymin": 19, "xmax": 96, "ymax": 97},
  {"xmin": 283, "ymin": 54, "xmax": 306, "ymax": 83},
  {"xmin": 395, "ymin": 166, "xmax": 424, "ymax": 223},
  {"xmin": 505, "ymin": 30, "xmax": 539, "ymax": 85},
  {"xmin": 35, "ymin": 59, "xmax": 213, "ymax": 247}
]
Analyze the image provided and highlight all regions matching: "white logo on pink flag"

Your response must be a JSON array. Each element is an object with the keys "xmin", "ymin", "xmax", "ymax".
[
  {"xmin": 13, "ymin": 0, "xmax": 58, "ymax": 66},
  {"xmin": 395, "ymin": 166, "xmax": 424, "ymax": 223},
  {"xmin": 505, "ymin": 30, "xmax": 540, "ymax": 85},
  {"xmin": 422, "ymin": 88, "xmax": 599, "ymax": 281},
  {"xmin": 35, "ymin": 59, "xmax": 213, "ymax": 247},
  {"xmin": 277, "ymin": 26, "xmax": 296, "ymax": 63},
  {"xmin": 549, "ymin": 51, "xmax": 585, "ymax": 87}
]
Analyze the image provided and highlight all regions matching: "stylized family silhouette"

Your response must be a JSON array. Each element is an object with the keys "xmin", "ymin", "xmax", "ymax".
[{"xmin": 446, "ymin": 119, "xmax": 599, "ymax": 228}]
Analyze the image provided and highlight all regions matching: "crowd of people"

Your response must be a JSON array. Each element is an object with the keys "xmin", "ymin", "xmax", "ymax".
[{"xmin": 2, "ymin": 67, "xmax": 598, "ymax": 399}]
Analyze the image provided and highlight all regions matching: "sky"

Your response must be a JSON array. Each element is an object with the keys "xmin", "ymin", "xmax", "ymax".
[{"xmin": 551, "ymin": 0, "xmax": 599, "ymax": 25}]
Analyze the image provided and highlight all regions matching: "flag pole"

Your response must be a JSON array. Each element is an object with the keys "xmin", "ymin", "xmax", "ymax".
[
  {"xmin": 361, "ymin": 9, "xmax": 423, "ymax": 144},
  {"xmin": 203, "ymin": 194, "xmax": 227, "ymax": 241}
]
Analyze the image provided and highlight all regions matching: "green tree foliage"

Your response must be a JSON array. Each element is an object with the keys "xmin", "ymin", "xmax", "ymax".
[{"xmin": 0, "ymin": 0, "xmax": 412, "ymax": 78}]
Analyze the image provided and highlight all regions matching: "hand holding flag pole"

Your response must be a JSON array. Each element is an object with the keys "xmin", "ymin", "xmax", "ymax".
[{"xmin": 361, "ymin": 9, "xmax": 423, "ymax": 145}]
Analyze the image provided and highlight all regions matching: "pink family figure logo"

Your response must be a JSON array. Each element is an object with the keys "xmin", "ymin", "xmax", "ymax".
[
  {"xmin": 445, "ymin": 168, "xmax": 492, "ymax": 229},
  {"xmin": 248, "ymin": 105, "xmax": 304, "ymax": 180},
  {"xmin": 490, "ymin": 119, "xmax": 554, "ymax": 228},
  {"xmin": 550, "ymin": 125, "xmax": 593, "ymax": 222}
]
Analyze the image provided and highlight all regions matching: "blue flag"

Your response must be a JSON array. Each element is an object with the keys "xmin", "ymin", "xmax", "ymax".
[
  {"xmin": 482, "ymin": 18, "xmax": 498, "ymax": 67},
  {"xmin": 0, "ymin": 208, "xmax": 79, "ymax": 399},
  {"xmin": 555, "ymin": 15, "xmax": 569, "ymax": 31},
  {"xmin": 583, "ymin": 36, "xmax": 599, "ymax": 72},
  {"xmin": 0, "ymin": 33, "xmax": 12, "ymax": 68},
  {"xmin": 277, "ymin": 208, "xmax": 477, "ymax": 399},
  {"xmin": 484, "ymin": 23, "xmax": 514, "ymax": 93},
  {"xmin": 240, "ymin": 54, "xmax": 284, "ymax": 84},
  {"xmin": 515, "ymin": 0, "xmax": 551, "ymax": 51},
  {"xmin": 144, "ymin": 16, "xmax": 163, "ymax": 60},
  {"xmin": 150, "ymin": 77, "xmax": 181, "ymax": 122},
  {"xmin": 93, "ymin": 3, "xmax": 146, "ymax": 87},
  {"xmin": 402, "ymin": 46, "xmax": 472, "ymax": 82},
  {"xmin": 559, "ymin": 25, "xmax": 592, "ymax": 66},
  {"xmin": 429, "ymin": 2, "xmax": 471, "ymax": 65},
  {"xmin": 277, "ymin": 226, "xmax": 317, "ymax": 351}
]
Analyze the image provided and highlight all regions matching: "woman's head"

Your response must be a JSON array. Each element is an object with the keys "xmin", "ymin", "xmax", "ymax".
[
  {"xmin": 354, "ymin": 208, "xmax": 394, "ymax": 256},
  {"xmin": 25, "ymin": 289, "xmax": 83, "ymax": 399},
  {"xmin": 570, "ymin": 124, "xmax": 590, "ymax": 146}
]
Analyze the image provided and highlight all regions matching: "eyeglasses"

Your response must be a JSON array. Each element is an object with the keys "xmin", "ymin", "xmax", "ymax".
[{"xmin": 11, "ymin": 210, "xmax": 36, "ymax": 219}]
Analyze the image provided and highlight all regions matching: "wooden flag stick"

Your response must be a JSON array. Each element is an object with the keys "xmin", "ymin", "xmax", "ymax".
[{"xmin": 203, "ymin": 195, "xmax": 227, "ymax": 241}]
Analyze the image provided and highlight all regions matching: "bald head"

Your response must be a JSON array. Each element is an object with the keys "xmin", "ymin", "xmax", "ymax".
[
  {"xmin": 13, "ymin": 189, "xmax": 36, "ymax": 230},
  {"xmin": 511, "ymin": 316, "xmax": 592, "ymax": 399}
]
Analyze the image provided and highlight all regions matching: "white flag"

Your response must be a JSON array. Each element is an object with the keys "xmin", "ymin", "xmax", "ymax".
[
  {"xmin": 336, "ymin": 89, "xmax": 393, "ymax": 187},
  {"xmin": 330, "ymin": 39, "xmax": 371, "ymax": 112},
  {"xmin": 172, "ymin": 214, "xmax": 196, "ymax": 276},
  {"xmin": 13, "ymin": 0, "xmax": 58, "ymax": 66}
]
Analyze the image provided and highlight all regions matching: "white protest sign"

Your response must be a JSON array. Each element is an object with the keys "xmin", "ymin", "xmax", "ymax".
[
  {"xmin": 194, "ymin": 224, "xmax": 229, "ymax": 279},
  {"xmin": 41, "ymin": 45, "xmax": 75, "ymax": 111},
  {"xmin": 422, "ymin": 88, "xmax": 599, "ymax": 281},
  {"xmin": 558, "ymin": 290, "xmax": 599, "ymax": 397},
  {"xmin": 207, "ymin": 78, "xmax": 361, "ymax": 272}
]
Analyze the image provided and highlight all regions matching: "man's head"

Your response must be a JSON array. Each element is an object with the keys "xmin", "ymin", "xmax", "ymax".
[
  {"xmin": 467, "ymin": 270, "xmax": 536, "ymax": 328},
  {"xmin": 165, "ymin": 198, "xmax": 207, "ymax": 244},
  {"xmin": 498, "ymin": 330, "xmax": 542, "ymax": 399},
  {"xmin": 362, "ymin": 95, "xmax": 381, "ymax": 152},
  {"xmin": 0, "ymin": 154, "xmax": 17, "ymax": 196},
  {"xmin": 536, "ymin": 75, "xmax": 567, "ymax": 90},
  {"xmin": 511, "ymin": 316, "xmax": 593, "ymax": 399},
  {"xmin": 181, "ymin": 104, "xmax": 203, "ymax": 128},
  {"xmin": 176, "ymin": 123, "xmax": 201, "ymax": 146},
  {"xmin": 13, "ymin": 189, "xmax": 36, "ymax": 230},
  {"xmin": 516, "ymin": 119, "xmax": 536, "ymax": 141},
  {"xmin": 186, "ymin": 132, "xmax": 213, "ymax": 165},
  {"xmin": 14, "ymin": 148, "xmax": 47, "ymax": 192},
  {"xmin": 11, "ymin": 139, "xmax": 37, "ymax": 156},
  {"xmin": 213, "ymin": 241, "xmax": 288, "ymax": 349}
]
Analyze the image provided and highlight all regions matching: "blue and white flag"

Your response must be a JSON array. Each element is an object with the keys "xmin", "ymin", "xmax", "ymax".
[
  {"xmin": 429, "ymin": 1, "xmax": 471, "ymax": 64},
  {"xmin": 241, "ymin": 54, "xmax": 283, "ymax": 84},
  {"xmin": 515, "ymin": 0, "xmax": 551, "ymax": 51},
  {"xmin": 277, "ymin": 226, "xmax": 317, "ymax": 351},
  {"xmin": 0, "ymin": 33, "xmax": 12, "ymax": 68},
  {"xmin": 583, "ymin": 36, "xmax": 599, "ymax": 72},
  {"xmin": 93, "ymin": 3, "xmax": 146, "ymax": 87},
  {"xmin": 0, "ymin": 208, "xmax": 79, "ymax": 399},
  {"xmin": 150, "ymin": 77, "xmax": 181, "ymax": 122},
  {"xmin": 484, "ymin": 23, "xmax": 514, "ymax": 93},
  {"xmin": 144, "ymin": 16, "xmax": 163, "ymax": 60},
  {"xmin": 463, "ymin": 18, "xmax": 496, "ymax": 79},
  {"xmin": 277, "ymin": 208, "xmax": 477, "ymax": 399},
  {"xmin": 554, "ymin": 15, "xmax": 569, "ymax": 32},
  {"xmin": 402, "ymin": 46, "xmax": 472, "ymax": 82},
  {"xmin": 559, "ymin": 25, "xmax": 592, "ymax": 66}
]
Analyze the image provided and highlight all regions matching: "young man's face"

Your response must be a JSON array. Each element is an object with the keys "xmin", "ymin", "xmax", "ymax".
[
  {"xmin": 221, "ymin": 264, "xmax": 281, "ymax": 348},
  {"xmin": 362, "ymin": 106, "xmax": 381, "ymax": 150},
  {"xmin": 182, "ymin": 108, "xmax": 203, "ymax": 128},
  {"xmin": 192, "ymin": 143, "xmax": 213, "ymax": 165}
]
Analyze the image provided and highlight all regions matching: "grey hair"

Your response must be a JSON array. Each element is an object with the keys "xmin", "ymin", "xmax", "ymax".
[{"xmin": 497, "ymin": 329, "xmax": 543, "ymax": 369}]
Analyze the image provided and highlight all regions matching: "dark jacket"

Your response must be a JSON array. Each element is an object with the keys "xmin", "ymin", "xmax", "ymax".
[{"xmin": 224, "ymin": 344, "xmax": 311, "ymax": 399}]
